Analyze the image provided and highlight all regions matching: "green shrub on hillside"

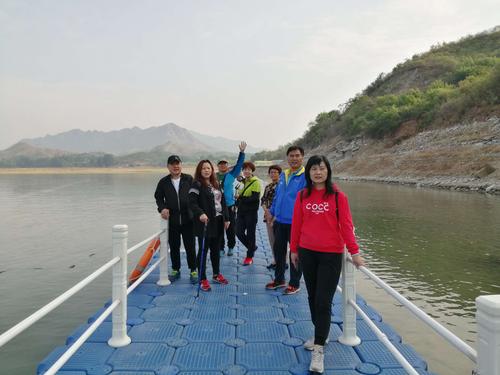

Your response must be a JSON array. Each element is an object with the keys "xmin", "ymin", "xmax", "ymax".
[
  {"xmin": 337, "ymin": 57, "xmax": 500, "ymax": 138},
  {"xmin": 256, "ymin": 28, "xmax": 500, "ymax": 159}
]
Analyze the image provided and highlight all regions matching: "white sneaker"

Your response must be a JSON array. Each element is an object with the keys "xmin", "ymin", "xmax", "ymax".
[
  {"xmin": 310, "ymin": 345, "xmax": 324, "ymax": 373},
  {"xmin": 304, "ymin": 337, "xmax": 329, "ymax": 351}
]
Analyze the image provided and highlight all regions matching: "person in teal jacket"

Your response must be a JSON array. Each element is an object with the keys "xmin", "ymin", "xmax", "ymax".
[
  {"xmin": 265, "ymin": 145, "xmax": 306, "ymax": 295},
  {"xmin": 216, "ymin": 141, "xmax": 246, "ymax": 256}
]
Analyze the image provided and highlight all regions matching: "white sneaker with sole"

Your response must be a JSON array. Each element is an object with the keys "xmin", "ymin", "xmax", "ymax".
[
  {"xmin": 303, "ymin": 337, "xmax": 329, "ymax": 351},
  {"xmin": 310, "ymin": 344, "xmax": 324, "ymax": 373}
]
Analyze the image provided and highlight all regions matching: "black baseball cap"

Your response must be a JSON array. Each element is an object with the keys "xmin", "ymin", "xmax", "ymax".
[
  {"xmin": 217, "ymin": 160, "xmax": 228, "ymax": 165},
  {"xmin": 167, "ymin": 155, "xmax": 182, "ymax": 164}
]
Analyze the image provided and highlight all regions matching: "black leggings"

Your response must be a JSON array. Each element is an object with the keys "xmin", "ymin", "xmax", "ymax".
[
  {"xmin": 197, "ymin": 216, "xmax": 223, "ymax": 280},
  {"xmin": 299, "ymin": 248, "xmax": 343, "ymax": 346},
  {"xmin": 236, "ymin": 210, "xmax": 258, "ymax": 258}
]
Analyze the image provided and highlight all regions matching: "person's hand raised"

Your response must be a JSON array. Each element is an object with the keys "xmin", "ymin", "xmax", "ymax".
[{"xmin": 239, "ymin": 141, "xmax": 247, "ymax": 152}]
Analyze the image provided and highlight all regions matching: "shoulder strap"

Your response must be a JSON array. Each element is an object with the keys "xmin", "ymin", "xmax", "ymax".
[
  {"xmin": 240, "ymin": 179, "xmax": 256, "ymax": 197},
  {"xmin": 220, "ymin": 174, "xmax": 227, "ymax": 193}
]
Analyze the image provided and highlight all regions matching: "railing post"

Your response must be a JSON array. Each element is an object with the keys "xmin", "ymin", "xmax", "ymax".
[
  {"xmin": 476, "ymin": 295, "xmax": 500, "ymax": 375},
  {"xmin": 339, "ymin": 249, "xmax": 361, "ymax": 346},
  {"xmin": 107, "ymin": 224, "xmax": 131, "ymax": 348},
  {"xmin": 157, "ymin": 219, "xmax": 171, "ymax": 286}
]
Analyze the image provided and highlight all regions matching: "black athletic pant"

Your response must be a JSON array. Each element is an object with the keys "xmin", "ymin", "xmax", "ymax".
[
  {"xmin": 236, "ymin": 210, "xmax": 258, "ymax": 258},
  {"xmin": 220, "ymin": 205, "xmax": 236, "ymax": 250},
  {"xmin": 273, "ymin": 222, "xmax": 302, "ymax": 287},
  {"xmin": 169, "ymin": 221, "xmax": 196, "ymax": 272},
  {"xmin": 197, "ymin": 216, "xmax": 223, "ymax": 280},
  {"xmin": 299, "ymin": 247, "xmax": 343, "ymax": 346}
]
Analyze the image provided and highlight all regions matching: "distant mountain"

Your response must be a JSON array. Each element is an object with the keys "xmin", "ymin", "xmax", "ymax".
[
  {"xmin": 1, "ymin": 122, "xmax": 264, "ymax": 167},
  {"xmin": 0, "ymin": 142, "xmax": 115, "ymax": 168},
  {"xmin": 21, "ymin": 123, "xmax": 262, "ymax": 155},
  {"xmin": 190, "ymin": 131, "xmax": 262, "ymax": 153},
  {"xmin": 0, "ymin": 142, "xmax": 71, "ymax": 159}
]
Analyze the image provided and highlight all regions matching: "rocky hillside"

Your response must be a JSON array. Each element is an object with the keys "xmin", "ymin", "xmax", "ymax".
[
  {"xmin": 253, "ymin": 27, "xmax": 500, "ymax": 193},
  {"xmin": 0, "ymin": 142, "xmax": 70, "ymax": 159},
  {"xmin": 316, "ymin": 117, "xmax": 500, "ymax": 193}
]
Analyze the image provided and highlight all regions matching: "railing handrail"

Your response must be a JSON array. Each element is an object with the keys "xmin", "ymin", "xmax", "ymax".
[
  {"xmin": 127, "ymin": 255, "xmax": 166, "ymax": 295},
  {"xmin": 0, "ymin": 256, "xmax": 119, "ymax": 348},
  {"xmin": 43, "ymin": 253, "xmax": 168, "ymax": 375},
  {"xmin": 350, "ymin": 257, "xmax": 478, "ymax": 363},
  {"xmin": 0, "ymin": 228, "xmax": 165, "ymax": 350},
  {"xmin": 127, "ymin": 230, "xmax": 163, "ymax": 255},
  {"xmin": 42, "ymin": 300, "xmax": 120, "ymax": 375},
  {"xmin": 337, "ymin": 284, "xmax": 420, "ymax": 375}
]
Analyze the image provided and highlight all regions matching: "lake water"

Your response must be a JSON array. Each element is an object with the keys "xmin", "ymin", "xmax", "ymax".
[{"xmin": 0, "ymin": 172, "xmax": 499, "ymax": 374}]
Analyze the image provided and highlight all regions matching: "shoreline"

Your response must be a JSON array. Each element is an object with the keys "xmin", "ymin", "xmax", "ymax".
[
  {"xmin": 335, "ymin": 174, "xmax": 500, "ymax": 195},
  {"xmin": 0, "ymin": 167, "xmax": 170, "ymax": 174},
  {"xmin": 2, "ymin": 167, "xmax": 499, "ymax": 195}
]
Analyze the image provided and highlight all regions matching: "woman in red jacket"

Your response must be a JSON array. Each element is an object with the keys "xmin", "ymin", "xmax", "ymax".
[{"xmin": 290, "ymin": 155, "xmax": 365, "ymax": 373}]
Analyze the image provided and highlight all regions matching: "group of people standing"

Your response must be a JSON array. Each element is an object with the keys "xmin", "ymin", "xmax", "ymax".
[
  {"xmin": 154, "ymin": 142, "xmax": 365, "ymax": 373},
  {"xmin": 154, "ymin": 141, "xmax": 263, "ymax": 292}
]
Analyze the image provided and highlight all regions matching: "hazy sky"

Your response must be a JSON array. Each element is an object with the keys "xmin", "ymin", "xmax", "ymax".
[{"xmin": 1, "ymin": 1, "xmax": 499, "ymax": 150}]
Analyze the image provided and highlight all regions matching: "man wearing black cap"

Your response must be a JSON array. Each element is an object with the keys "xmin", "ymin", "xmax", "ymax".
[
  {"xmin": 154, "ymin": 155, "xmax": 198, "ymax": 283},
  {"xmin": 216, "ymin": 141, "xmax": 247, "ymax": 256}
]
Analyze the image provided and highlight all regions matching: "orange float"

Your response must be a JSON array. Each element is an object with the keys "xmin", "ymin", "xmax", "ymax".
[{"xmin": 128, "ymin": 238, "xmax": 160, "ymax": 284}]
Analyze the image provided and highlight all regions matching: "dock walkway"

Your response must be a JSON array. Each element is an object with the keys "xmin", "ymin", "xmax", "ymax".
[{"xmin": 38, "ymin": 218, "xmax": 434, "ymax": 375}]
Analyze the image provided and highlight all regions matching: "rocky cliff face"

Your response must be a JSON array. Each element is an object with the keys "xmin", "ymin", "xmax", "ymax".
[{"xmin": 312, "ymin": 117, "xmax": 500, "ymax": 194}]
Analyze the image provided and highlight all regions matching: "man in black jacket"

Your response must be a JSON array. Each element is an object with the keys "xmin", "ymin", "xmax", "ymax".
[{"xmin": 154, "ymin": 155, "xmax": 197, "ymax": 283}]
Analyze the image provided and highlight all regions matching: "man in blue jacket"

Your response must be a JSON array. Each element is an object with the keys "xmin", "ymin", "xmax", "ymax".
[
  {"xmin": 265, "ymin": 145, "xmax": 306, "ymax": 295},
  {"xmin": 216, "ymin": 141, "xmax": 246, "ymax": 257}
]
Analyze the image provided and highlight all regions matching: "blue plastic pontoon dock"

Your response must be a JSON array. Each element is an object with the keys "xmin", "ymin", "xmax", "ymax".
[{"xmin": 38, "ymin": 218, "xmax": 435, "ymax": 375}]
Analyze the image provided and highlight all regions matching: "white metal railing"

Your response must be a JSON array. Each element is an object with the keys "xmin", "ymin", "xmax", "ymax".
[
  {"xmin": 0, "ymin": 219, "xmax": 170, "ymax": 375},
  {"xmin": 340, "ymin": 251, "xmax": 500, "ymax": 375},
  {"xmin": 2, "ymin": 218, "xmax": 499, "ymax": 375}
]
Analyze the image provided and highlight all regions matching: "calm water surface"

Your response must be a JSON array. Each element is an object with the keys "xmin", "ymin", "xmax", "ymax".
[{"xmin": 0, "ymin": 173, "xmax": 499, "ymax": 374}]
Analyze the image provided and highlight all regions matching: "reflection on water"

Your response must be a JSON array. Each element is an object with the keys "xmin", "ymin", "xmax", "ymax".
[
  {"xmin": 0, "ymin": 174, "xmax": 499, "ymax": 373},
  {"xmin": 0, "ymin": 173, "xmax": 164, "ymax": 374},
  {"xmin": 342, "ymin": 181, "xmax": 500, "ymax": 344}
]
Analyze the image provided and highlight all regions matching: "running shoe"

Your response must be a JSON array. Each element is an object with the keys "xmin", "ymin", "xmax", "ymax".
[
  {"xmin": 243, "ymin": 257, "xmax": 253, "ymax": 266},
  {"xmin": 304, "ymin": 337, "xmax": 330, "ymax": 351},
  {"xmin": 310, "ymin": 345, "xmax": 324, "ymax": 373},
  {"xmin": 265, "ymin": 280, "xmax": 287, "ymax": 290},
  {"xmin": 168, "ymin": 270, "xmax": 180, "ymax": 282},
  {"xmin": 190, "ymin": 270, "xmax": 198, "ymax": 284},
  {"xmin": 200, "ymin": 279, "xmax": 211, "ymax": 291},
  {"xmin": 283, "ymin": 285, "xmax": 301, "ymax": 295},
  {"xmin": 212, "ymin": 274, "xmax": 229, "ymax": 284}
]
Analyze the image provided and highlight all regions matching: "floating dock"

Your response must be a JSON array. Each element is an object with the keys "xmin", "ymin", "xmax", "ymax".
[{"xmin": 38, "ymin": 219, "xmax": 434, "ymax": 375}]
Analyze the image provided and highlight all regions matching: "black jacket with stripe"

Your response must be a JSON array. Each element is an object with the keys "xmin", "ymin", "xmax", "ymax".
[{"xmin": 154, "ymin": 173, "xmax": 193, "ymax": 227}]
